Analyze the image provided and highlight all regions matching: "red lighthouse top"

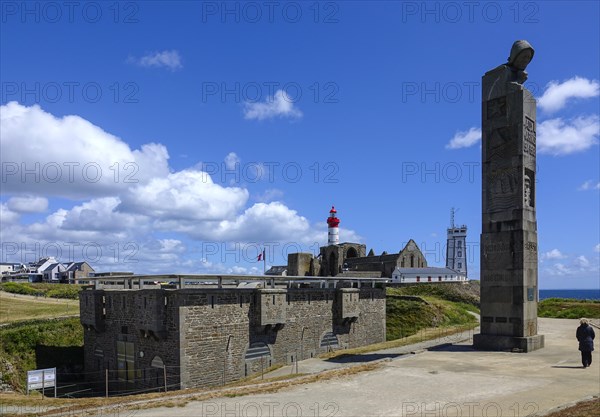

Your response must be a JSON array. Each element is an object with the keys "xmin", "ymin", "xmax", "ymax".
[{"xmin": 327, "ymin": 206, "xmax": 340, "ymax": 228}]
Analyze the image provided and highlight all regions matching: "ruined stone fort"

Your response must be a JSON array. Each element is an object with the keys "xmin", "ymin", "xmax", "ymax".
[{"xmin": 80, "ymin": 274, "xmax": 386, "ymax": 392}]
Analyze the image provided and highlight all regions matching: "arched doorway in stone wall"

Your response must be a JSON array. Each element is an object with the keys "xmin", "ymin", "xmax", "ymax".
[
  {"xmin": 320, "ymin": 331, "xmax": 339, "ymax": 351},
  {"xmin": 150, "ymin": 356, "xmax": 164, "ymax": 389},
  {"xmin": 346, "ymin": 247, "xmax": 358, "ymax": 258},
  {"xmin": 328, "ymin": 252, "xmax": 337, "ymax": 276},
  {"xmin": 244, "ymin": 342, "xmax": 272, "ymax": 376}
]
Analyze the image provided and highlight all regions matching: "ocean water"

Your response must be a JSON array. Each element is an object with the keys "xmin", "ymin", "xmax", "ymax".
[{"xmin": 539, "ymin": 289, "xmax": 600, "ymax": 301}]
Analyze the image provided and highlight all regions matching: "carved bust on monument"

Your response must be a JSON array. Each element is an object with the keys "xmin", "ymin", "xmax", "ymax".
[
  {"xmin": 474, "ymin": 41, "xmax": 545, "ymax": 352},
  {"xmin": 485, "ymin": 40, "xmax": 535, "ymax": 99},
  {"xmin": 507, "ymin": 39, "xmax": 534, "ymax": 83}
]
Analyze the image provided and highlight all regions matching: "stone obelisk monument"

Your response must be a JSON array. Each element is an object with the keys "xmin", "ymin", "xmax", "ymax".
[{"xmin": 473, "ymin": 40, "xmax": 544, "ymax": 352}]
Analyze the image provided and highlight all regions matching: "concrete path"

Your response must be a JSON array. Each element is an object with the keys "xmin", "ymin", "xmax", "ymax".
[
  {"xmin": 261, "ymin": 328, "xmax": 475, "ymax": 380},
  {"xmin": 114, "ymin": 318, "xmax": 600, "ymax": 417}
]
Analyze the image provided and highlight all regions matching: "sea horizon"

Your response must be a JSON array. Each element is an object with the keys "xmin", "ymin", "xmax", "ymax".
[{"xmin": 539, "ymin": 289, "xmax": 600, "ymax": 300}]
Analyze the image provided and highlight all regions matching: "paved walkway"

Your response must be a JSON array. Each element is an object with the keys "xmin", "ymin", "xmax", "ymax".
[
  {"xmin": 261, "ymin": 327, "xmax": 475, "ymax": 380},
  {"xmin": 133, "ymin": 318, "xmax": 599, "ymax": 417}
]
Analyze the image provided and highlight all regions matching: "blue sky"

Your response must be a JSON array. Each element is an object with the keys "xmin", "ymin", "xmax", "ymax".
[{"xmin": 1, "ymin": 1, "xmax": 598, "ymax": 289}]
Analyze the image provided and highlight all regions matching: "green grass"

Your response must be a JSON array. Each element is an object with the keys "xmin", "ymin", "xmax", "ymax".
[
  {"xmin": 0, "ymin": 282, "xmax": 83, "ymax": 299},
  {"xmin": 0, "ymin": 318, "xmax": 84, "ymax": 391},
  {"xmin": 538, "ymin": 298, "xmax": 600, "ymax": 319},
  {"xmin": 0, "ymin": 282, "xmax": 44, "ymax": 296},
  {"xmin": 388, "ymin": 282, "xmax": 480, "ymax": 307},
  {"xmin": 385, "ymin": 288, "xmax": 478, "ymax": 341},
  {"xmin": 0, "ymin": 292, "xmax": 79, "ymax": 323}
]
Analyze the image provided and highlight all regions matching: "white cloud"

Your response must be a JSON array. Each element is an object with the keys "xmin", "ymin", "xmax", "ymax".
[
  {"xmin": 244, "ymin": 90, "xmax": 303, "ymax": 121},
  {"xmin": 254, "ymin": 188, "xmax": 284, "ymax": 203},
  {"xmin": 594, "ymin": 244, "xmax": 600, "ymax": 253},
  {"xmin": 544, "ymin": 254, "xmax": 599, "ymax": 277},
  {"xmin": 538, "ymin": 116, "xmax": 599, "ymax": 155},
  {"xmin": 133, "ymin": 239, "xmax": 189, "ymax": 273},
  {"xmin": 543, "ymin": 249, "xmax": 566, "ymax": 260},
  {"xmin": 130, "ymin": 50, "xmax": 182, "ymax": 71},
  {"xmin": 118, "ymin": 170, "xmax": 249, "ymax": 221},
  {"xmin": 148, "ymin": 201, "xmax": 362, "ymax": 246},
  {"xmin": 0, "ymin": 104, "xmax": 364, "ymax": 274},
  {"xmin": 17, "ymin": 197, "xmax": 147, "ymax": 244},
  {"xmin": 1, "ymin": 197, "xmax": 362, "ymax": 273},
  {"xmin": 0, "ymin": 203, "xmax": 20, "ymax": 225},
  {"xmin": 0, "ymin": 102, "xmax": 170, "ymax": 198},
  {"xmin": 182, "ymin": 202, "xmax": 311, "ymax": 242},
  {"xmin": 538, "ymin": 77, "xmax": 599, "ymax": 113},
  {"xmin": 6, "ymin": 196, "xmax": 48, "ymax": 213},
  {"xmin": 228, "ymin": 266, "xmax": 261, "ymax": 275},
  {"xmin": 574, "ymin": 255, "xmax": 590, "ymax": 268},
  {"xmin": 224, "ymin": 152, "xmax": 240, "ymax": 170},
  {"xmin": 338, "ymin": 227, "xmax": 362, "ymax": 244},
  {"xmin": 222, "ymin": 152, "xmax": 248, "ymax": 185},
  {"xmin": 578, "ymin": 180, "xmax": 600, "ymax": 191},
  {"xmin": 551, "ymin": 263, "xmax": 572, "ymax": 275},
  {"xmin": 61, "ymin": 197, "xmax": 144, "ymax": 233},
  {"xmin": 0, "ymin": 200, "xmax": 212, "ymax": 275},
  {"xmin": 446, "ymin": 127, "xmax": 481, "ymax": 149},
  {"xmin": 0, "ymin": 200, "xmax": 148, "ymax": 273},
  {"xmin": 154, "ymin": 239, "xmax": 186, "ymax": 254}
]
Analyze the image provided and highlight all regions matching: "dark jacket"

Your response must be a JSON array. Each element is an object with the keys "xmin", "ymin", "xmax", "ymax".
[{"xmin": 576, "ymin": 323, "xmax": 595, "ymax": 352}]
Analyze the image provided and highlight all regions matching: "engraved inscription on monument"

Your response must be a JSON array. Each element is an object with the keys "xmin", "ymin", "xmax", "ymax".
[{"xmin": 523, "ymin": 116, "xmax": 536, "ymax": 158}]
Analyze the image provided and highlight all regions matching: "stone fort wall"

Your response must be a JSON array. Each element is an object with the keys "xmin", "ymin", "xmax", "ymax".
[{"xmin": 81, "ymin": 285, "xmax": 385, "ymax": 391}]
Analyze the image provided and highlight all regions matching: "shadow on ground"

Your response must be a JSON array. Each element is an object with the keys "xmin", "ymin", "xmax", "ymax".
[
  {"xmin": 551, "ymin": 365, "xmax": 584, "ymax": 369},
  {"xmin": 325, "ymin": 353, "xmax": 402, "ymax": 364},
  {"xmin": 427, "ymin": 344, "xmax": 476, "ymax": 352}
]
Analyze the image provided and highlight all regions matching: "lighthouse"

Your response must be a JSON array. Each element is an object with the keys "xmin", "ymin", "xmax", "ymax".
[{"xmin": 327, "ymin": 206, "xmax": 340, "ymax": 245}]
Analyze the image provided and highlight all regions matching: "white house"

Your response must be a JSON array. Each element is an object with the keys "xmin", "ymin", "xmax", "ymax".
[
  {"xmin": 0, "ymin": 263, "xmax": 21, "ymax": 275},
  {"xmin": 2, "ymin": 257, "xmax": 96, "ymax": 283},
  {"xmin": 27, "ymin": 257, "xmax": 58, "ymax": 273},
  {"xmin": 41, "ymin": 262, "xmax": 67, "ymax": 282},
  {"xmin": 391, "ymin": 267, "xmax": 467, "ymax": 284}
]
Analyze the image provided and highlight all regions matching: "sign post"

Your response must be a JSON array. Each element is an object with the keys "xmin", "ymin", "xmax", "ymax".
[{"xmin": 27, "ymin": 368, "xmax": 56, "ymax": 398}]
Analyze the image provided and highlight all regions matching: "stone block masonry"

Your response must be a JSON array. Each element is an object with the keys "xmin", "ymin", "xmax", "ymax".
[{"xmin": 80, "ymin": 276, "xmax": 386, "ymax": 392}]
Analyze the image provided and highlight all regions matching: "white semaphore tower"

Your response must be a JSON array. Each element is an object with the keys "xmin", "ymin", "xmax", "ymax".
[
  {"xmin": 446, "ymin": 208, "xmax": 468, "ymax": 277},
  {"xmin": 326, "ymin": 206, "xmax": 340, "ymax": 245}
]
